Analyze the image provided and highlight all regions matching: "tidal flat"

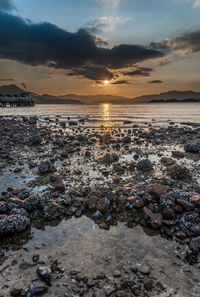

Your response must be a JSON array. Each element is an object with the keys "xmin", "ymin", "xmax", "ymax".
[{"xmin": 0, "ymin": 115, "xmax": 200, "ymax": 297}]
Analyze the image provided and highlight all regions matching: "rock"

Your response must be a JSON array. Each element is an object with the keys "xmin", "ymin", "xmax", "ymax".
[
  {"xmin": 139, "ymin": 265, "xmax": 151, "ymax": 275},
  {"xmin": 24, "ymin": 196, "xmax": 41, "ymax": 212},
  {"xmin": 137, "ymin": 159, "xmax": 153, "ymax": 172},
  {"xmin": 28, "ymin": 281, "xmax": 48, "ymax": 296},
  {"xmin": 98, "ymin": 221, "xmax": 109, "ymax": 230},
  {"xmin": 127, "ymin": 196, "xmax": 145, "ymax": 208},
  {"xmin": 0, "ymin": 201, "xmax": 7, "ymax": 214},
  {"xmin": 37, "ymin": 266, "xmax": 52, "ymax": 285},
  {"xmin": 43, "ymin": 202, "xmax": 60, "ymax": 218},
  {"xmin": 167, "ymin": 165, "xmax": 191, "ymax": 180},
  {"xmin": 28, "ymin": 116, "xmax": 37, "ymax": 125},
  {"xmin": 86, "ymin": 195, "xmax": 99, "ymax": 209},
  {"xmin": 50, "ymin": 174, "xmax": 65, "ymax": 192},
  {"xmin": 184, "ymin": 141, "xmax": 200, "ymax": 153},
  {"xmin": 38, "ymin": 161, "xmax": 54, "ymax": 174},
  {"xmin": 10, "ymin": 288, "xmax": 22, "ymax": 296},
  {"xmin": 143, "ymin": 278, "xmax": 153, "ymax": 291},
  {"xmin": 142, "ymin": 207, "xmax": 162, "ymax": 229},
  {"xmin": 0, "ymin": 214, "xmax": 30, "ymax": 235},
  {"xmin": 113, "ymin": 269, "xmax": 121, "ymax": 278},
  {"xmin": 7, "ymin": 197, "xmax": 25, "ymax": 210},
  {"xmin": 191, "ymin": 224, "xmax": 200, "ymax": 236},
  {"xmin": 189, "ymin": 236, "xmax": 200, "ymax": 254},
  {"xmin": 148, "ymin": 184, "xmax": 165, "ymax": 198},
  {"xmin": 29, "ymin": 134, "xmax": 43, "ymax": 145},
  {"xmin": 162, "ymin": 208, "xmax": 175, "ymax": 219},
  {"xmin": 176, "ymin": 199, "xmax": 195, "ymax": 210},
  {"xmin": 175, "ymin": 231, "xmax": 187, "ymax": 240},
  {"xmin": 191, "ymin": 194, "xmax": 200, "ymax": 206},
  {"xmin": 160, "ymin": 157, "xmax": 175, "ymax": 166},
  {"xmin": 122, "ymin": 136, "xmax": 131, "ymax": 144},
  {"xmin": 102, "ymin": 153, "xmax": 119, "ymax": 164},
  {"xmin": 19, "ymin": 261, "xmax": 32, "ymax": 270},
  {"xmin": 96, "ymin": 197, "xmax": 108, "ymax": 211}
]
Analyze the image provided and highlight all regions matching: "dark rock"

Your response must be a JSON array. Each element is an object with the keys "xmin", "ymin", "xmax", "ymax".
[
  {"xmin": 43, "ymin": 202, "xmax": 60, "ymax": 218},
  {"xmin": 162, "ymin": 208, "xmax": 175, "ymax": 219},
  {"xmin": 177, "ymin": 199, "xmax": 195, "ymax": 211},
  {"xmin": 137, "ymin": 159, "xmax": 153, "ymax": 172},
  {"xmin": 29, "ymin": 134, "xmax": 43, "ymax": 145},
  {"xmin": 50, "ymin": 173, "xmax": 65, "ymax": 192},
  {"xmin": 148, "ymin": 184, "xmax": 165, "ymax": 198},
  {"xmin": 10, "ymin": 288, "xmax": 22, "ymax": 296},
  {"xmin": 37, "ymin": 266, "xmax": 52, "ymax": 285},
  {"xmin": 7, "ymin": 197, "xmax": 24, "ymax": 210},
  {"xmin": 102, "ymin": 153, "xmax": 119, "ymax": 164},
  {"xmin": 19, "ymin": 261, "xmax": 32, "ymax": 270},
  {"xmin": 142, "ymin": 207, "xmax": 162, "ymax": 229},
  {"xmin": 122, "ymin": 136, "xmax": 131, "ymax": 144},
  {"xmin": 38, "ymin": 161, "xmax": 54, "ymax": 174},
  {"xmin": 28, "ymin": 281, "xmax": 48, "ymax": 296},
  {"xmin": 184, "ymin": 141, "xmax": 200, "ymax": 153},
  {"xmin": 167, "ymin": 165, "xmax": 191, "ymax": 180},
  {"xmin": 191, "ymin": 224, "xmax": 200, "ymax": 236},
  {"xmin": 143, "ymin": 278, "xmax": 153, "ymax": 291},
  {"xmin": 127, "ymin": 196, "xmax": 145, "ymax": 208},
  {"xmin": 160, "ymin": 157, "xmax": 175, "ymax": 166},
  {"xmin": 113, "ymin": 269, "xmax": 121, "ymax": 278},
  {"xmin": 0, "ymin": 214, "xmax": 30, "ymax": 235}
]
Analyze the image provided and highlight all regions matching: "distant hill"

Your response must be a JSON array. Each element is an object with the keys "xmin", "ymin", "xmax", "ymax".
[
  {"xmin": 0, "ymin": 84, "xmax": 83, "ymax": 104},
  {"xmin": 0, "ymin": 84, "xmax": 200, "ymax": 104},
  {"xmin": 130, "ymin": 90, "xmax": 200, "ymax": 103},
  {"xmin": 150, "ymin": 98, "xmax": 200, "ymax": 103},
  {"xmin": 0, "ymin": 84, "xmax": 25, "ymax": 94}
]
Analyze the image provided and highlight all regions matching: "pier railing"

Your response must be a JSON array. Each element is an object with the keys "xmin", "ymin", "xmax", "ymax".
[{"xmin": 0, "ymin": 93, "xmax": 35, "ymax": 107}]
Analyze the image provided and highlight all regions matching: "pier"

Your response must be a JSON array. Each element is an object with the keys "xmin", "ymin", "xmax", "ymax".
[{"xmin": 0, "ymin": 93, "xmax": 35, "ymax": 107}]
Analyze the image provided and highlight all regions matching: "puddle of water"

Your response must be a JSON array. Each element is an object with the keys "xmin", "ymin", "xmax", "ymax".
[{"xmin": 1, "ymin": 216, "xmax": 199, "ymax": 297}]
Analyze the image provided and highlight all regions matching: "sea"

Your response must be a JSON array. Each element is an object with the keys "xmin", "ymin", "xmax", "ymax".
[{"xmin": 0, "ymin": 103, "xmax": 200, "ymax": 127}]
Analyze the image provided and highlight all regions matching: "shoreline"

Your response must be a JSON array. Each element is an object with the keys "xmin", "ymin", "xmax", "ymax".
[{"xmin": 0, "ymin": 115, "xmax": 200, "ymax": 296}]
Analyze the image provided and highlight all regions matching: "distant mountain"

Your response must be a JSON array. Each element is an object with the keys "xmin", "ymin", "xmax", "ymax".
[
  {"xmin": 0, "ymin": 84, "xmax": 83, "ymax": 104},
  {"xmin": 59, "ymin": 94, "xmax": 129, "ymax": 104},
  {"xmin": 130, "ymin": 90, "xmax": 200, "ymax": 103},
  {"xmin": 150, "ymin": 98, "xmax": 200, "ymax": 103},
  {"xmin": 0, "ymin": 84, "xmax": 25, "ymax": 94},
  {"xmin": 32, "ymin": 93, "xmax": 83, "ymax": 104},
  {"xmin": 0, "ymin": 84, "xmax": 200, "ymax": 104}
]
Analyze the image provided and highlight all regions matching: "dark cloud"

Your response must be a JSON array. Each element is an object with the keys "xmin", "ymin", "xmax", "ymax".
[
  {"xmin": 0, "ymin": 11, "xmax": 163, "ymax": 81},
  {"xmin": 0, "ymin": 78, "xmax": 14, "ymax": 82},
  {"xmin": 68, "ymin": 65, "xmax": 114, "ymax": 82},
  {"xmin": 149, "ymin": 80, "xmax": 163, "ymax": 84},
  {"xmin": 151, "ymin": 30, "xmax": 200, "ymax": 56},
  {"xmin": 0, "ymin": 0, "xmax": 15, "ymax": 11},
  {"xmin": 167, "ymin": 30, "xmax": 200, "ymax": 54},
  {"xmin": 111, "ymin": 80, "xmax": 129, "ymax": 85},
  {"xmin": 123, "ymin": 67, "xmax": 153, "ymax": 77}
]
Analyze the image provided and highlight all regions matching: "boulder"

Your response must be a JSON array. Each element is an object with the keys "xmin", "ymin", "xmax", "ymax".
[
  {"xmin": 142, "ymin": 207, "xmax": 162, "ymax": 230},
  {"xmin": 148, "ymin": 184, "xmax": 165, "ymax": 198},
  {"xmin": 0, "ymin": 214, "xmax": 30, "ymax": 235}
]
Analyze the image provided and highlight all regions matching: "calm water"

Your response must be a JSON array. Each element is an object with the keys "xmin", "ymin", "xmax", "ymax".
[{"xmin": 0, "ymin": 103, "xmax": 200, "ymax": 126}]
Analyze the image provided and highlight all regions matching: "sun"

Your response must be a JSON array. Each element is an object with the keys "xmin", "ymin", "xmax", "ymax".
[{"xmin": 104, "ymin": 80, "xmax": 109, "ymax": 85}]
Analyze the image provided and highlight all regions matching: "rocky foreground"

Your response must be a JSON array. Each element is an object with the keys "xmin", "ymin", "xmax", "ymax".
[{"xmin": 0, "ymin": 115, "xmax": 200, "ymax": 296}]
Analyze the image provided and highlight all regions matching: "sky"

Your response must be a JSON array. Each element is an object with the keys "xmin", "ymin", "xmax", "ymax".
[{"xmin": 0, "ymin": 0, "xmax": 200, "ymax": 97}]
